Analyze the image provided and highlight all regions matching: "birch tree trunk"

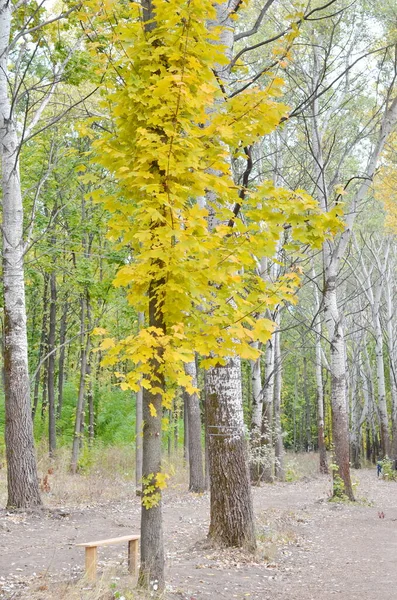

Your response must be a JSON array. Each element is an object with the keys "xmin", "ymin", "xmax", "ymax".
[
  {"xmin": 310, "ymin": 33, "xmax": 397, "ymax": 498},
  {"xmin": 0, "ymin": 0, "xmax": 41, "ymax": 508},
  {"xmin": 250, "ymin": 342, "xmax": 263, "ymax": 483},
  {"xmin": 273, "ymin": 327, "xmax": 284, "ymax": 481},
  {"xmin": 204, "ymin": 0, "xmax": 255, "ymax": 550},
  {"xmin": 206, "ymin": 358, "xmax": 256, "ymax": 550},
  {"xmin": 352, "ymin": 238, "xmax": 391, "ymax": 458},
  {"xmin": 312, "ymin": 265, "xmax": 328, "ymax": 473},
  {"xmin": 373, "ymin": 310, "xmax": 390, "ymax": 458},
  {"xmin": 261, "ymin": 338, "xmax": 275, "ymax": 482},
  {"xmin": 350, "ymin": 347, "xmax": 361, "ymax": 469},
  {"xmin": 303, "ymin": 356, "xmax": 311, "ymax": 450},
  {"xmin": 323, "ymin": 262, "xmax": 354, "ymax": 500},
  {"xmin": 385, "ymin": 275, "xmax": 397, "ymax": 462}
]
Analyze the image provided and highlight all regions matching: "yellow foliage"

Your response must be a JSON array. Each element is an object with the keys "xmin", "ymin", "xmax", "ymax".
[
  {"xmin": 82, "ymin": 0, "xmax": 342, "ymax": 402},
  {"xmin": 376, "ymin": 136, "xmax": 397, "ymax": 232},
  {"xmin": 92, "ymin": 327, "xmax": 108, "ymax": 335}
]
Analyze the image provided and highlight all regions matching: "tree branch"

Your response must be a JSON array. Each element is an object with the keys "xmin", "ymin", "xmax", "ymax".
[{"xmin": 234, "ymin": 0, "xmax": 275, "ymax": 42}]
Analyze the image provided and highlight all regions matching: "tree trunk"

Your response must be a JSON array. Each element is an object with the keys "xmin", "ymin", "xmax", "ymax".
[
  {"xmin": 386, "ymin": 277, "xmax": 397, "ymax": 462},
  {"xmin": 303, "ymin": 355, "xmax": 311, "ymax": 450},
  {"xmin": 274, "ymin": 328, "xmax": 284, "ymax": 481},
  {"xmin": 350, "ymin": 353, "xmax": 361, "ymax": 469},
  {"xmin": 41, "ymin": 355, "xmax": 48, "ymax": 420},
  {"xmin": 87, "ymin": 362, "xmax": 94, "ymax": 446},
  {"xmin": 57, "ymin": 300, "xmax": 68, "ymax": 418},
  {"xmin": 183, "ymin": 392, "xmax": 189, "ymax": 464},
  {"xmin": 373, "ymin": 312, "xmax": 390, "ymax": 458},
  {"xmin": 204, "ymin": 383, "xmax": 210, "ymax": 490},
  {"xmin": 250, "ymin": 343, "xmax": 263, "ymax": 484},
  {"xmin": 323, "ymin": 269, "xmax": 354, "ymax": 500},
  {"xmin": 136, "ymin": 386, "xmax": 143, "ymax": 493},
  {"xmin": 136, "ymin": 312, "xmax": 144, "ymax": 494},
  {"xmin": 0, "ymin": 0, "xmax": 41, "ymax": 509},
  {"xmin": 173, "ymin": 398, "xmax": 179, "ymax": 454},
  {"xmin": 206, "ymin": 357, "xmax": 256, "ymax": 550},
  {"xmin": 261, "ymin": 339, "xmax": 275, "ymax": 482},
  {"xmin": 47, "ymin": 270, "xmax": 57, "ymax": 456},
  {"xmin": 70, "ymin": 294, "xmax": 90, "ymax": 473},
  {"xmin": 32, "ymin": 273, "xmax": 49, "ymax": 421},
  {"xmin": 138, "ymin": 281, "xmax": 165, "ymax": 592},
  {"xmin": 184, "ymin": 360, "xmax": 205, "ymax": 493},
  {"xmin": 312, "ymin": 265, "xmax": 328, "ymax": 474}
]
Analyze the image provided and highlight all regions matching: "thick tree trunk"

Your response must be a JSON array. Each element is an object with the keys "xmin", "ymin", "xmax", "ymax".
[
  {"xmin": 184, "ymin": 360, "xmax": 205, "ymax": 493},
  {"xmin": 323, "ymin": 270, "xmax": 354, "ymax": 500},
  {"xmin": 206, "ymin": 358, "xmax": 256, "ymax": 550},
  {"xmin": 138, "ymin": 282, "xmax": 165, "ymax": 592},
  {"xmin": 47, "ymin": 270, "xmax": 57, "ymax": 456},
  {"xmin": 0, "ymin": 1, "xmax": 41, "ymax": 509}
]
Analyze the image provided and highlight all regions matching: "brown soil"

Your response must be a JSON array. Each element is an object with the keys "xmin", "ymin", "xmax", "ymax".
[{"xmin": 0, "ymin": 467, "xmax": 396, "ymax": 599}]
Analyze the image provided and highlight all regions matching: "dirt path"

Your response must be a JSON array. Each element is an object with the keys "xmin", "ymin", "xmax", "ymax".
[{"xmin": 1, "ymin": 469, "xmax": 396, "ymax": 599}]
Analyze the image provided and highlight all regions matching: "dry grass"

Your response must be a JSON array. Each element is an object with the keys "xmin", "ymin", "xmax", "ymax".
[
  {"xmin": 18, "ymin": 567, "xmax": 162, "ymax": 600},
  {"xmin": 0, "ymin": 447, "xmax": 322, "ymax": 509},
  {"xmin": 284, "ymin": 450, "xmax": 325, "ymax": 480},
  {"xmin": 0, "ymin": 443, "xmax": 191, "ymax": 509}
]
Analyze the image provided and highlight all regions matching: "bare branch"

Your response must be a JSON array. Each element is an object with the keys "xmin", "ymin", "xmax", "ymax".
[
  {"xmin": 10, "ymin": 4, "xmax": 81, "ymax": 50},
  {"xmin": 234, "ymin": 0, "xmax": 276, "ymax": 42}
]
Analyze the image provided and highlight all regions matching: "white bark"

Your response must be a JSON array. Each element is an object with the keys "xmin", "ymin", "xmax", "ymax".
[
  {"xmin": 312, "ymin": 264, "xmax": 328, "ymax": 473},
  {"xmin": 385, "ymin": 273, "xmax": 397, "ymax": 460},
  {"xmin": 204, "ymin": 0, "xmax": 255, "ymax": 549},
  {"xmin": 273, "ymin": 326, "xmax": 284, "ymax": 481},
  {"xmin": 310, "ymin": 30, "xmax": 397, "ymax": 497},
  {"xmin": 352, "ymin": 237, "xmax": 391, "ymax": 457},
  {"xmin": 0, "ymin": 0, "xmax": 41, "ymax": 508}
]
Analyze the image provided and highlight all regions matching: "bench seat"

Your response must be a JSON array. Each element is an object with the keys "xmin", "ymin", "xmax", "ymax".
[{"xmin": 76, "ymin": 534, "xmax": 140, "ymax": 581}]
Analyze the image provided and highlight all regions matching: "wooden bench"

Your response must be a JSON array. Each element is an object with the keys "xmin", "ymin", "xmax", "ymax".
[{"xmin": 76, "ymin": 535, "xmax": 140, "ymax": 581}]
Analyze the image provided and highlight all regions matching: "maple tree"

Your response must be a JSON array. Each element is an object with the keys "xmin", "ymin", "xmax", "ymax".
[{"xmin": 80, "ymin": 0, "xmax": 341, "ymax": 590}]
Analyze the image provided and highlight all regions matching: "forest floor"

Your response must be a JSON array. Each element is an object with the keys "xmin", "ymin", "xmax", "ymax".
[{"xmin": 1, "ymin": 452, "xmax": 397, "ymax": 599}]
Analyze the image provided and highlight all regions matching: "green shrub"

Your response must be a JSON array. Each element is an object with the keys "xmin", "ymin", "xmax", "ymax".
[{"xmin": 379, "ymin": 457, "xmax": 397, "ymax": 481}]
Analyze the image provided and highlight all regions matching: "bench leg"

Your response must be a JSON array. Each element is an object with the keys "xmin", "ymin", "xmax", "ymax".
[
  {"xmin": 85, "ymin": 546, "xmax": 97, "ymax": 582},
  {"xmin": 128, "ymin": 539, "xmax": 138, "ymax": 576}
]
